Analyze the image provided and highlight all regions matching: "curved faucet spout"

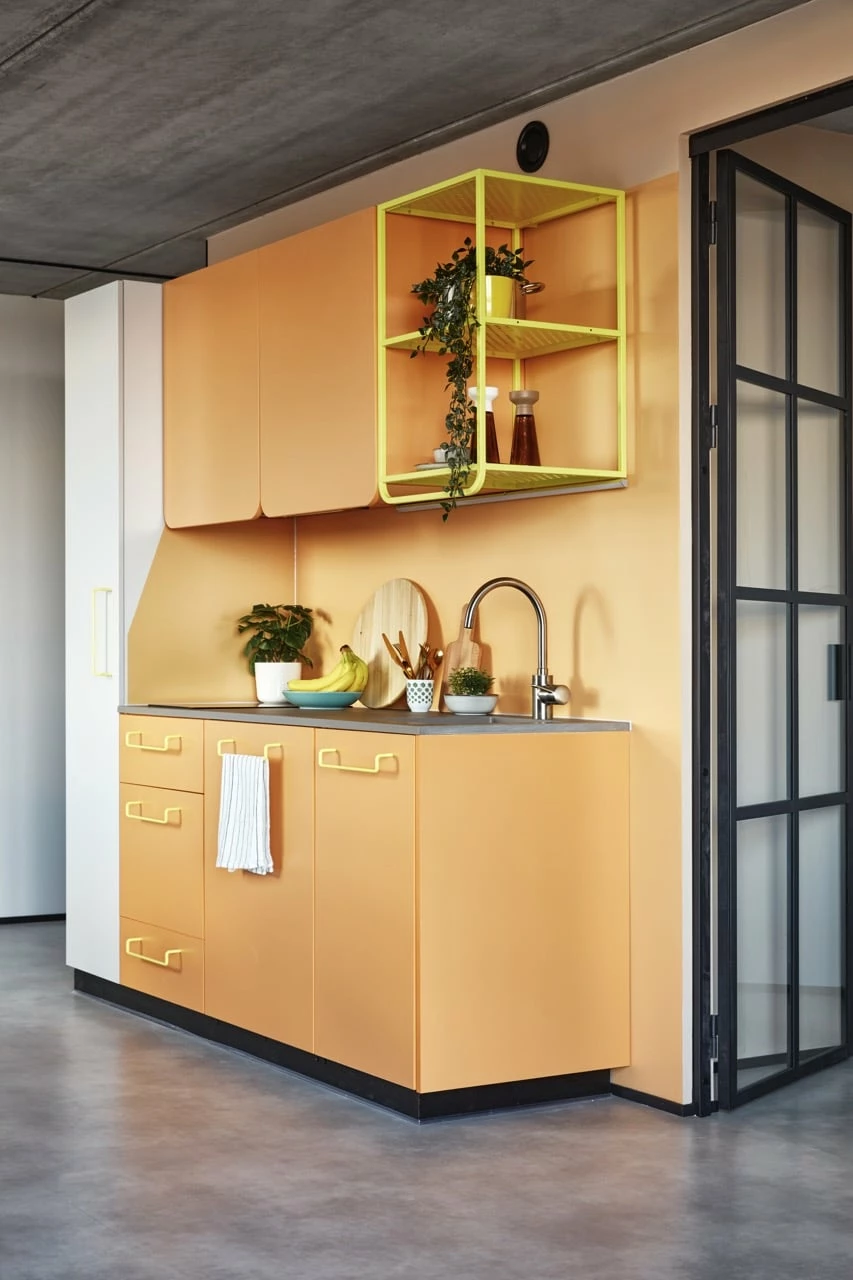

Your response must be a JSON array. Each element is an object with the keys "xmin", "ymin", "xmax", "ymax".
[{"xmin": 463, "ymin": 577, "xmax": 548, "ymax": 678}]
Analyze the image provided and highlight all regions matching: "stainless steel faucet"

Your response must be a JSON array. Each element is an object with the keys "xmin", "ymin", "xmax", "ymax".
[{"xmin": 463, "ymin": 577, "xmax": 570, "ymax": 721}]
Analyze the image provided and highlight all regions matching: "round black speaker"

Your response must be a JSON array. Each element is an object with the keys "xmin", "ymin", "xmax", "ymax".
[{"xmin": 516, "ymin": 121, "xmax": 550, "ymax": 174}]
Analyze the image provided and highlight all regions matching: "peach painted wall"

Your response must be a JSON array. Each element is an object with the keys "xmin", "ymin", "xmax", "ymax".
[{"xmin": 294, "ymin": 173, "xmax": 684, "ymax": 1102}]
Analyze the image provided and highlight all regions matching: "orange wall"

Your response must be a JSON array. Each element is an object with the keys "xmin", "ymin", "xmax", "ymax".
[{"xmin": 128, "ymin": 519, "xmax": 295, "ymax": 705}]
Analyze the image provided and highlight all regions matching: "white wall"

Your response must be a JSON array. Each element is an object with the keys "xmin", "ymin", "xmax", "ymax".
[{"xmin": 0, "ymin": 296, "xmax": 65, "ymax": 917}]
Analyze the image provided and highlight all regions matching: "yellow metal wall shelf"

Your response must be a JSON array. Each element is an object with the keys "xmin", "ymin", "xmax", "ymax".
[{"xmin": 377, "ymin": 168, "xmax": 627, "ymax": 507}]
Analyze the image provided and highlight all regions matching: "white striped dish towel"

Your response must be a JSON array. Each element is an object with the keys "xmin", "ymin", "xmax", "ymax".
[{"xmin": 216, "ymin": 753, "xmax": 273, "ymax": 875}]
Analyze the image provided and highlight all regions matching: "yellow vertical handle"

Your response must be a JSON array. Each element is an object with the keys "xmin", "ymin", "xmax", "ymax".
[{"xmin": 91, "ymin": 586, "xmax": 113, "ymax": 678}]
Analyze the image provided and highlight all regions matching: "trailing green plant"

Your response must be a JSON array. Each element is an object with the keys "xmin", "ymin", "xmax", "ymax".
[
  {"xmin": 236, "ymin": 603, "xmax": 314, "ymax": 671},
  {"xmin": 448, "ymin": 665, "xmax": 494, "ymax": 696},
  {"xmin": 411, "ymin": 239, "xmax": 532, "ymax": 518}
]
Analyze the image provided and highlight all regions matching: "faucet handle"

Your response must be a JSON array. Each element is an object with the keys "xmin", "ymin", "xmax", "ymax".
[{"xmin": 535, "ymin": 682, "xmax": 570, "ymax": 707}]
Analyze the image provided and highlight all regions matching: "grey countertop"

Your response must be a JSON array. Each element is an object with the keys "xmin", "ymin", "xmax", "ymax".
[{"xmin": 119, "ymin": 703, "xmax": 631, "ymax": 735}]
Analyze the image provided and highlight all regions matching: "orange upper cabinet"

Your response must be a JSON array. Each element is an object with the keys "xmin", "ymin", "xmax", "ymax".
[
  {"xmin": 164, "ymin": 252, "xmax": 261, "ymax": 528},
  {"xmin": 258, "ymin": 209, "xmax": 378, "ymax": 516}
]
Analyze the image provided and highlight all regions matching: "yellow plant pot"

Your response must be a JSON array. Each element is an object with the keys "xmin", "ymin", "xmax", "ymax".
[{"xmin": 482, "ymin": 275, "xmax": 515, "ymax": 319}]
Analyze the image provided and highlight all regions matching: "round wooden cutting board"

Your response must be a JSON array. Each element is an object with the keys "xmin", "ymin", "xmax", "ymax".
[{"xmin": 351, "ymin": 579, "xmax": 428, "ymax": 709}]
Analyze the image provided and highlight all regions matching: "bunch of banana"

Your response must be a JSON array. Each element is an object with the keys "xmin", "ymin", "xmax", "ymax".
[{"xmin": 288, "ymin": 645, "xmax": 369, "ymax": 694}]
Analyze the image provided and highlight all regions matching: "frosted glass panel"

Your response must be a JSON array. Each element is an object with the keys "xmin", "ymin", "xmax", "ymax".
[
  {"xmin": 736, "ymin": 382, "xmax": 787, "ymax": 590},
  {"xmin": 737, "ymin": 601, "xmax": 788, "ymax": 806},
  {"xmin": 736, "ymin": 175, "xmax": 787, "ymax": 379},
  {"xmin": 799, "ymin": 806, "xmax": 843, "ymax": 1056},
  {"xmin": 798, "ymin": 401, "xmax": 842, "ymax": 594},
  {"xmin": 797, "ymin": 204, "xmax": 841, "ymax": 395},
  {"xmin": 798, "ymin": 605, "xmax": 843, "ymax": 798},
  {"xmin": 737, "ymin": 814, "xmax": 789, "ymax": 1086}
]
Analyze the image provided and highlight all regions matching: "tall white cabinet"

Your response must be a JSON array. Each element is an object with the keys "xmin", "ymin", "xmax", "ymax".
[{"xmin": 65, "ymin": 282, "xmax": 163, "ymax": 981}]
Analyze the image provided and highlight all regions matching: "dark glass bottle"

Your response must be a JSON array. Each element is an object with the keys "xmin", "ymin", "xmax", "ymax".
[
  {"xmin": 468, "ymin": 385, "xmax": 501, "ymax": 464},
  {"xmin": 509, "ymin": 389, "xmax": 541, "ymax": 466}
]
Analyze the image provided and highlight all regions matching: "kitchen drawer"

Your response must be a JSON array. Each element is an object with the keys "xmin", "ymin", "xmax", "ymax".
[
  {"xmin": 119, "ymin": 714, "xmax": 203, "ymax": 792},
  {"xmin": 120, "ymin": 783, "xmax": 204, "ymax": 938},
  {"xmin": 120, "ymin": 917, "xmax": 204, "ymax": 1012}
]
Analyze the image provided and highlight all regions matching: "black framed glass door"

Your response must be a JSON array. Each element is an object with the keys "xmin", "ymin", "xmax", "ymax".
[{"xmin": 716, "ymin": 149, "xmax": 853, "ymax": 1107}]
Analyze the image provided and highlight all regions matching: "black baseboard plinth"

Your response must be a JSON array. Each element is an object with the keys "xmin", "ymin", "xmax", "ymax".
[
  {"xmin": 74, "ymin": 970, "xmax": 686, "ymax": 1121},
  {"xmin": 610, "ymin": 1082, "xmax": 697, "ymax": 1117},
  {"xmin": 1, "ymin": 913, "xmax": 66, "ymax": 925}
]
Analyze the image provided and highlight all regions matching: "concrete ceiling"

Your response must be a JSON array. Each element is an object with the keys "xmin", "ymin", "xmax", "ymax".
[{"xmin": 0, "ymin": 0, "xmax": 811, "ymax": 299}]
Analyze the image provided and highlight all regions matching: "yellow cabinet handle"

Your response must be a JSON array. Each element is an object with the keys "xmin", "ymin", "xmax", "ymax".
[
  {"xmin": 125, "ymin": 937, "xmax": 183, "ymax": 969},
  {"xmin": 124, "ymin": 801, "xmax": 182, "ymax": 826},
  {"xmin": 318, "ymin": 748, "xmax": 397, "ymax": 774},
  {"xmin": 91, "ymin": 587, "xmax": 113, "ymax": 678},
  {"xmin": 124, "ymin": 731, "xmax": 182, "ymax": 753},
  {"xmin": 218, "ymin": 739, "xmax": 282, "ymax": 760}
]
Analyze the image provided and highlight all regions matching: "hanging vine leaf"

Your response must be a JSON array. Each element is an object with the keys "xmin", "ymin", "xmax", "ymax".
[{"xmin": 410, "ymin": 240, "xmax": 532, "ymax": 518}]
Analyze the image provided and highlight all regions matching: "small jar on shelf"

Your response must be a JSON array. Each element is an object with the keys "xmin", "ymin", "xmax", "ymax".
[{"xmin": 509, "ymin": 389, "xmax": 541, "ymax": 467}]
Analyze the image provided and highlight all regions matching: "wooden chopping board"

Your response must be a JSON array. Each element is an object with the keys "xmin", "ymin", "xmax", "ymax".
[
  {"xmin": 441, "ymin": 608, "xmax": 482, "ymax": 698},
  {"xmin": 351, "ymin": 578, "xmax": 428, "ymax": 708}
]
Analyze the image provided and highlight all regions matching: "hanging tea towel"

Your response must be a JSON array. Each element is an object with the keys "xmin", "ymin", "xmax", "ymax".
[{"xmin": 216, "ymin": 753, "xmax": 273, "ymax": 875}]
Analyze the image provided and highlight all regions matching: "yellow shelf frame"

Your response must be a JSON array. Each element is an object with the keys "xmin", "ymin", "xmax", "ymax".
[{"xmin": 377, "ymin": 168, "xmax": 627, "ymax": 507}]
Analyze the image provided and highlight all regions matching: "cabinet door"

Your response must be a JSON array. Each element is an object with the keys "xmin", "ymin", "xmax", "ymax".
[
  {"xmin": 314, "ymin": 730, "xmax": 415, "ymax": 1087},
  {"xmin": 203, "ymin": 723, "xmax": 314, "ymax": 1050},
  {"xmin": 416, "ymin": 733, "xmax": 630, "ymax": 1092},
  {"xmin": 164, "ymin": 253, "xmax": 261, "ymax": 528},
  {"xmin": 258, "ymin": 209, "xmax": 377, "ymax": 517},
  {"xmin": 65, "ymin": 284, "xmax": 122, "ymax": 979}
]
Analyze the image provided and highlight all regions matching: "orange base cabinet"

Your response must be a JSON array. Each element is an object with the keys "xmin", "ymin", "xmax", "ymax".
[
  {"xmin": 203, "ymin": 722, "xmax": 314, "ymax": 1051},
  {"xmin": 120, "ymin": 917, "xmax": 204, "ymax": 1012},
  {"xmin": 314, "ymin": 730, "xmax": 416, "ymax": 1088},
  {"xmin": 119, "ymin": 783, "xmax": 204, "ymax": 938},
  {"xmin": 415, "ymin": 731, "xmax": 630, "ymax": 1093}
]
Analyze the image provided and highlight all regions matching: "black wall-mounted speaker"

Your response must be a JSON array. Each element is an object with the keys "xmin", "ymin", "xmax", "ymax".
[{"xmin": 516, "ymin": 121, "xmax": 550, "ymax": 173}]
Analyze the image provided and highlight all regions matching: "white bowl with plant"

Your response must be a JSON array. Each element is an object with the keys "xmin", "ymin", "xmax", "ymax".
[
  {"xmin": 237, "ymin": 603, "xmax": 313, "ymax": 705},
  {"xmin": 444, "ymin": 666, "xmax": 497, "ymax": 715}
]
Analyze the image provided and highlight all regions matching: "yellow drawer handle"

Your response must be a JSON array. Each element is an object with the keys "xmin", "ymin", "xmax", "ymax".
[
  {"xmin": 318, "ymin": 748, "xmax": 397, "ymax": 774},
  {"xmin": 218, "ymin": 739, "xmax": 282, "ymax": 760},
  {"xmin": 124, "ymin": 801, "xmax": 182, "ymax": 826},
  {"xmin": 125, "ymin": 731, "xmax": 182, "ymax": 753},
  {"xmin": 125, "ymin": 937, "xmax": 183, "ymax": 969}
]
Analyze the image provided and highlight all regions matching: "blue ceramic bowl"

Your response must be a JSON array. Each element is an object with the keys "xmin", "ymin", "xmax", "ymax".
[{"xmin": 285, "ymin": 690, "xmax": 361, "ymax": 709}]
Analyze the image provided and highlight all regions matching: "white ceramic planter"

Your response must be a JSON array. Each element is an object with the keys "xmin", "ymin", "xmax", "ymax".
[
  {"xmin": 444, "ymin": 694, "xmax": 498, "ymax": 715},
  {"xmin": 254, "ymin": 661, "xmax": 301, "ymax": 705}
]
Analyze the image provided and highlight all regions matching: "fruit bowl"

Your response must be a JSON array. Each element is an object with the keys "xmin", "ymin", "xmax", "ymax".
[{"xmin": 285, "ymin": 690, "xmax": 361, "ymax": 709}]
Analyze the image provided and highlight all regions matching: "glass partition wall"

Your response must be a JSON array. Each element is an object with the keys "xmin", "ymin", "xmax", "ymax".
[{"xmin": 716, "ymin": 150, "xmax": 852, "ymax": 1106}]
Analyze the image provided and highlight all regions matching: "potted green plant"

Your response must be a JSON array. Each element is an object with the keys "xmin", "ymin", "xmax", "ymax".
[
  {"xmin": 411, "ymin": 239, "xmax": 534, "ymax": 516},
  {"xmin": 236, "ymin": 603, "xmax": 313, "ymax": 705},
  {"xmin": 444, "ymin": 665, "xmax": 498, "ymax": 715}
]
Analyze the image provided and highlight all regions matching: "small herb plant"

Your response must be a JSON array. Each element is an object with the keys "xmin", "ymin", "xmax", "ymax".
[
  {"xmin": 448, "ymin": 666, "xmax": 494, "ymax": 696},
  {"xmin": 236, "ymin": 603, "xmax": 314, "ymax": 672},
  {"xmin": 411, "ymin": 239, "xmax": 532, "ymax": 518}
]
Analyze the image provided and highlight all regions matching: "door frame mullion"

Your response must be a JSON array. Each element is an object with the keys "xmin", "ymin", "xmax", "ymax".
[
  {"xmin": 786, "ymin": 188, "xmax": 800, "ymax": 1074},
  {"xmin": 715, "ymin": 148, "xmax": 739, "ymax": 1110}
]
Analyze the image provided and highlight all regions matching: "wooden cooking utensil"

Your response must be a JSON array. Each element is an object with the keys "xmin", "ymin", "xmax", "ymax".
[
  {"xmin": 441, "ymin": 609, "xmax": 481, "ymax": 697},
  {"xmin": 351, "ymin": 579, "xmax": 428, "ymax": 708}
]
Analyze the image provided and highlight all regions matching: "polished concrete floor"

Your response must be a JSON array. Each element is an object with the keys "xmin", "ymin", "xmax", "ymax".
[{"xmin": 2, "ymin": 922, "xmax": 852, "ymax": 1280}]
